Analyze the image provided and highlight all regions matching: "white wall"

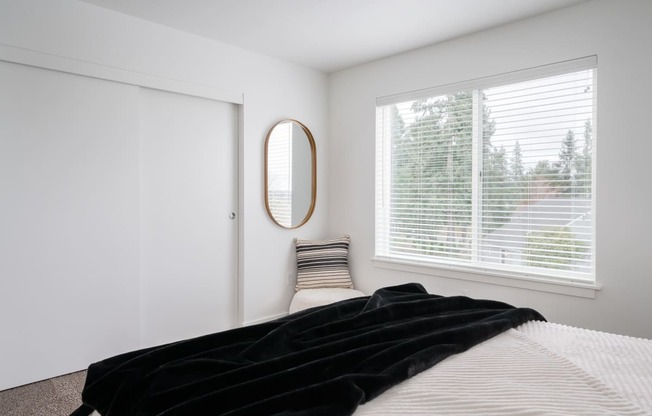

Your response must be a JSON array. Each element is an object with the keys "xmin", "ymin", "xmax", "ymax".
[
  {"xmin": 329, "ymin": 0, "xmax": 652, "ymax": 338},
  {"xmin": 0, "ymin": 0, "xmax": 329, "ymax": 326}
]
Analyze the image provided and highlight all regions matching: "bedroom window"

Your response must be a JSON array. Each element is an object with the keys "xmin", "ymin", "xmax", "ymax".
[{"xmin": 375, "ymin": 57, "xmax": 596, "ymax": 284}]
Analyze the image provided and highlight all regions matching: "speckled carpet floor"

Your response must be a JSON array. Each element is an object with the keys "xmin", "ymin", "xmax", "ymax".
[{"xmin": 0, "ymin": 370, "xmax": 86, "ymax": 416}]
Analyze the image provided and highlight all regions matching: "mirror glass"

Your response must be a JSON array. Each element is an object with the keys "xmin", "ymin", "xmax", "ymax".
[{"xmin": 264, "ymin": 119, "xmax": 316, "ymax": 228}]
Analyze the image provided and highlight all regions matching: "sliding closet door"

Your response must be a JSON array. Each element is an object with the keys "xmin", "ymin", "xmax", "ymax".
[
  {"xmin": 0, "ymin": 61, "xmax": 141, "ymax": 390},
  {"xmin": 139, "ymin": 88, "xmax": 237, "ymax": 347},
  {"xmin": 0, "ymin": 62, "xmax": 238, "ymax": 390}
]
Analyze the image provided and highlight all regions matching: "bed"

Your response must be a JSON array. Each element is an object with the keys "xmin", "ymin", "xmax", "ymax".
[
  {"xmin": 73, "ymin": 283, "xmax": 652, "ymax": 416},
  {"xmin": 357, "ymin": 321, "xmax": 652, "ymax": 415}
]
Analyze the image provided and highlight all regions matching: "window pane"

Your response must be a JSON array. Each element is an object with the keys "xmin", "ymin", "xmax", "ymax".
[
  {"xmin": 480, "ymin": 70, "xmax": 593, "ymax": 276},
  {"xmin": 376, "ymin": 62, "xmax": 595, "ymax": 283}
]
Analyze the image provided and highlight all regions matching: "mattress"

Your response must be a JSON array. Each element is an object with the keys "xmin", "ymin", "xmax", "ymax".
[
  {"xmin": 88, "ymin": 321, "xmax": 652, "ymax": 416},
  {"xmin": 356, "ymin": 322, "xmax": 652, "ymax": 415},
  {"xmin": 518, "ymin": 321, "xmax": 652, "ymax": 413}
]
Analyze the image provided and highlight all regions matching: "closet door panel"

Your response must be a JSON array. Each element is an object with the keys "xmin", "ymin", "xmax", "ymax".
[
  {"xmin": 0, "ymin": 61, "xmax": 141, "ymax": 390},
  {"xmin": 139, "ymin": 88, "xmax": 237, "ymax": 347}
]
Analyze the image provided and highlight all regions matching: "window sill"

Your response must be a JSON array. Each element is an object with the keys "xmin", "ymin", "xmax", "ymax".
[{"xmin": 372, "ymin": 257, "xmax": 601, "ymax": 299}]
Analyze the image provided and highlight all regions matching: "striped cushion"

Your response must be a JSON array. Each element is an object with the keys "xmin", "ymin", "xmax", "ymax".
[{"xmin": 295, "ymin": 235, "xmax": 353, "ymax": 291}]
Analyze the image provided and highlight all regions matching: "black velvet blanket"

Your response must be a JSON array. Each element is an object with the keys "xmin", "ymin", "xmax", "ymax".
[{"xmin": 72, "ymin": 283, "xmax": 544, "ymax": 416}]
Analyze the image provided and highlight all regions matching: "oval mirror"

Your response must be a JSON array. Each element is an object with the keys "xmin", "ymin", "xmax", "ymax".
[{"xmin": 264, "ymin": 119, "xmax": 316, "ymax": 228}]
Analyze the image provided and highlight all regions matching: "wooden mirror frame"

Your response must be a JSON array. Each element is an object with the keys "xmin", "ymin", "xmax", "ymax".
[{"xmin": 264, "ymin": 119, "xmax": 317, "ymax": 229}]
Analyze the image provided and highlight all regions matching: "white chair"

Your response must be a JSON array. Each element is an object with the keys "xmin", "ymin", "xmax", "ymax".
[
  {"xmin": 290, "ymin": 235, "xmax": 365, "ymax": 314},
  {"xmin": 289, "ymin": 287, "xmax": 366, "ymax": 314}
]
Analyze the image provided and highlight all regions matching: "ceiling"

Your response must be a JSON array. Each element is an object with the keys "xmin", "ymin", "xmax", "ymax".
[{"xmin": 79, "ymin": 0, "xmax": 589, "ymax": 73}]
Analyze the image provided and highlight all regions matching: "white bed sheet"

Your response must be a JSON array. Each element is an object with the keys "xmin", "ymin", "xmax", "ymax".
[
  {"xmin": 88, "ymin": 321, "xmax": 652, "ymax": 416},
  {"xmin": 356, "ymin": 324, "xmax": 652, "ymax": 415},
  {"xmin": 518, "ymin": 321, "xmax": 652, "ymax": 413}
]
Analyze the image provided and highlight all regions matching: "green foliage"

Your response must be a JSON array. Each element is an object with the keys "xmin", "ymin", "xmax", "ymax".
[
  {"xmin": 558, "ymin": 130, "xmax": 576, "ymax": 194},
  {"xmin": 483, "ymin": 145, "xmax": 511, "ymax": 233},
  {"xmin": 525, "ymin": 226, "xmax": 587, "ymax": 270},
  {"xmin": 390, "ymin": 93, "xmax": 476, "ymax": 258},
  {"xmin": 526, "ymin": 160, "xmax": 562, "ymax": 199},
  {"xmin": 574, "ymin": 120, "xmax": 592, "ymax": 198},
  {"xmin": 511, "ymin": 141, "xmax": 524, "ymax": 178}
]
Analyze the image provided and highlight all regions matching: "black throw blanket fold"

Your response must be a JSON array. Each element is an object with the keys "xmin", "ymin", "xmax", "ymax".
[{"xmin": 73, "ymin": 283, "xmax": 545, "ymax": 416}]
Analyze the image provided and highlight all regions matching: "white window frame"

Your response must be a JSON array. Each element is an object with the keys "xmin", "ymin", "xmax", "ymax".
[{"xmin": 374, "ymin": 56, "xmax": 600, "ymax": 298}]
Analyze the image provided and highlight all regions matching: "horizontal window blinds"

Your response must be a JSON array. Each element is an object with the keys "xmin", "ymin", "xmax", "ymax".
[
  {"xmin": 267, "ymin": 122, "xmax": 293, "ymax": 227},
  {"xmin": 376, "ymin": 62, "xmax": 595, "ymax": 282}
]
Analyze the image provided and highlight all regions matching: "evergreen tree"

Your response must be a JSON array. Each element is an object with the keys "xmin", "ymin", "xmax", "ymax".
[
  {"xmin": 527, "ymin": 160, "xmax": 562, "ymax": 201},
  {"xmin": 574, "ymin": 119, "xmax": 592, "ymax": 198},
  {"xmin": 507, "ymin": 140, "xmax": 526, "ymax": 206},
  {"xmin": 558, "ymin": 130, "xmax": 576, "ymax": 194},
  {"xmin": 482, "ymin": 95, "xmax": 496, "ymax": 154},
  {"xmin": 583, "ymin": 120, "xmax": 592, "ymax": 165},
  {"xmin": 389, "ymin": 92, "xmax": 486, "ymax": 259},
  {"xmin": 510, "ymin": 141, "xmax": 524, "ymax": 178},
  {"xmin": 483, "ymin": 146, "xmax": 510, "ymax": 233}
]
